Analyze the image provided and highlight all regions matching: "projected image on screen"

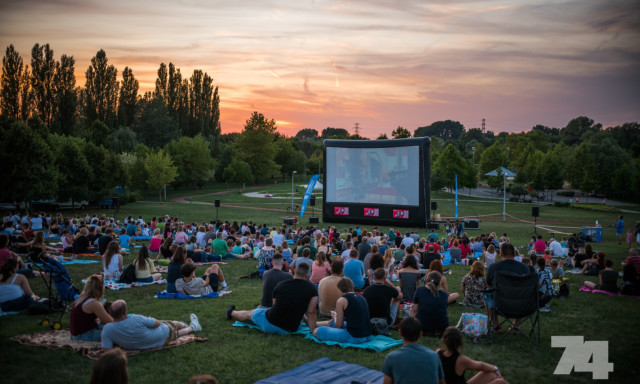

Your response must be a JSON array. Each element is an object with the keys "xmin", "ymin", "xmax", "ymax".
[{"xmin": 326, "ymin": 146, "xmax": 419, "ymax": 206}]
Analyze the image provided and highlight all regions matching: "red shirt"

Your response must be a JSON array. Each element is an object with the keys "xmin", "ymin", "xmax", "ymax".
[
  {"xmin": 626, "ymin": 255, "xmax": 640, "ymax": 274},
  {"xmin": 0, "ymin": 248, "xmax": 12, "ymax": 269},
  {"xmin": 534, "ymin": 240, "xmax": 546, "ymax": 254}
]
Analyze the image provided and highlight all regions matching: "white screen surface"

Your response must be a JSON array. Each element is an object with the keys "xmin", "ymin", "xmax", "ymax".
[{"xmin": 326, "ymin": 146, "xmax": 420, "ymax": 206}]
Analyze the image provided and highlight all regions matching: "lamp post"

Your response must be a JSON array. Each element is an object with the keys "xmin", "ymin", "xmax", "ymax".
[
  {"xmin": 503, "ymin": 168, "xmax": 506, "ymax": 222},
  {"xmin": 291, "ymin": 170, "xmax": 297, "ymax": 212}
]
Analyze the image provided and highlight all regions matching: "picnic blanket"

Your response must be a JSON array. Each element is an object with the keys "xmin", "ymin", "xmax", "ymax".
[
  {"xmin": 255, "ymin": 357, "xmax": 383, "ymax": 384},
  {"xmin": 566, "ymin": 268, "xmax": 584, "ymax": 274},
  {"xmin": 233, "ymin": 321, "xmax": 401, "ymax": 351},
  {"xmin": 36, "ymin": 260, "xmax": 99, "ymax": 266},
  {"xmin": 579, "ymin": 285, "xmax": 640, "ymax": 299},
  {"xmin": 305, "ymin": 333, "xmax": 402, "ymax": 352},
  {"xmin": 233, "ymin": 321, "xmax": 310, "ymax": 335},
  {"xmin": 157, "ymin": 259, "xmax": 227, "ymax": 266},
  {"xmin": 82, "ymin": 275, "xmax": 167, "ymax": 290},
  {"xmin": 155, "ymin": 290, "xmax": 232, "ymax": 299},
  {"xmin": 60, "ymin": 252, "xmax": 102, "ymax": 258},
  {"xmin": 11, "ymin": 329, "xmax": 208, "ymax": 360},
  {"xmin": 131, "ymin": 236, "xmax": 153, "ymax": 240}
]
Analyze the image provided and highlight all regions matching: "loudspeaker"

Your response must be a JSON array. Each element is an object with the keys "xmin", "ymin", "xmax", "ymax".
[
  {"xmin": 427, "ymin": 222, "xmax": 439, "ymax": 229},
  {"xmin": 310, "ymin": 196, "xmax": 316, "ymax": 206},
  {"xmin": 309, "ymin": 217, "xmax": 319, "ymax": 224},
  {"xmin": 464, "ymin": 219, "xmax": 480, "ymax": 229},
  {"xmin": 431, "ymin": 201, "xmax": 437, "ymax": 210},
  {"xmin": 532, "ymin": 206, "xmax": 539, "ymax": 217},
  {"xmin": 214, "ymin": 200, "xmax": 220, "ymax": 207}
]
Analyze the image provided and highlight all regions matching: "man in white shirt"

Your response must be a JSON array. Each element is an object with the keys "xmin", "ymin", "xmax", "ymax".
[
  {"xmin": 401, "ymin": 233, "xmax": 415, "ymax": 248},
  {"xmin": 548, "ymin": 238, "xmax": 564, "ymax": 257},
  {"xmin": 272, "ymin": 228, "xmax": 284, "ymax": 247}
]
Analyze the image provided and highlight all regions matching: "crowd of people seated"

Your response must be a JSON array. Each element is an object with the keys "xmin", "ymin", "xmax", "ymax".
[{"xmin": 3, "ymin": 209, "xmax": 640, "ymax": 384}]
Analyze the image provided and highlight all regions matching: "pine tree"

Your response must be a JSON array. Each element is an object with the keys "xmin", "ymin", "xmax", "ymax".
[
  {"xmin": 118, "ymin": 66, "xmax": 139, "ymax": 127},
  {"xmin": 1, "ymin": 45, "xmax": 24, "ymax": 119},
  {"xmin": 30, "ymin": 43, "xmax": 56, "ymax": 127},
  {"xmin": 84, "ymin": 49, "xmax": 119, "ymax": 128},
  {"xmin": 53, "ymin": 54, "xmax": 77, "ymax": 135}
]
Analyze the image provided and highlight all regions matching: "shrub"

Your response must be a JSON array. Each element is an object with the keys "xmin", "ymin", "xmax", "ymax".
[{"xmin": 557, "ymin": 191, "xmax": 576, "ymax": 197}]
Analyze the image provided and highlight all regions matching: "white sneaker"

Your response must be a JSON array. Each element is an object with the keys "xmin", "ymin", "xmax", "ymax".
[
  {"xmin": 539, "ymin": 305, "xmax": 551, "ymax": 313},
  {"xmin": 221, "ymin": 282, "xmax": 229, "ymax": 290},
  {"xmin": 190, "ymin": 313, "xmax": 202, "ymax": 332}
]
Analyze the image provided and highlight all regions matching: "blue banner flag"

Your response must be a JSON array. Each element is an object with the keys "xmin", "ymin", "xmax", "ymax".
[
  {"xmin": 300, "ymin": 174, "xmax": 320, "ymax": 217},
  {"xmin": 455, "ymin": 173, "xmax": 459, "ymax": 220}
]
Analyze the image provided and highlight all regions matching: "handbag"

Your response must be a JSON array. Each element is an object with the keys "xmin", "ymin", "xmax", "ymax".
[{"xmin": 456, "ymin": 312, "xmax": 488, "ymax": 339}]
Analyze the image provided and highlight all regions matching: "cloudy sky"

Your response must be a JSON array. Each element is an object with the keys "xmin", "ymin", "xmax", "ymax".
[{"xmin": 1, "ymin": 0, "xmax": 638, "ymax": 137}]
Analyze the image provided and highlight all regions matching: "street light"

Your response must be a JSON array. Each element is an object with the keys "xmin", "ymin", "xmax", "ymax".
[{"xmin": 291, "ymin": 170, "xmax": 297, "ymax": 212}]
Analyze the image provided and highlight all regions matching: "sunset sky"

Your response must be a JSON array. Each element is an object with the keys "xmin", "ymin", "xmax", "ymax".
[{"xmin": 1, "ymin": 0, "xmax": 638, "ymax": 138}]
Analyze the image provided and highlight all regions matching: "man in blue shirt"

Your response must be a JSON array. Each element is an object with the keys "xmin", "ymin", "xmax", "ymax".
[
  {"xmin": 101, "ymin": 300, "xmax": 201, "ymax": 350},
  {"xmin": 615, "ymin": 216, "xmax": 624, "ymax": 245},
  {"xmin": 381, "ymin": 316, "xmax": 444, "ymax": 384},
  {"xmin": 344, "ymin": 249, "xmax": 366, "ymax": 289}
]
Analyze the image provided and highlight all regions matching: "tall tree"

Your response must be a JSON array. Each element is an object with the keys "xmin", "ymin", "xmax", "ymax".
[
  {"xmin": 84, "ymin": 49, "xmax": 119, "ymax": 128},
  {"xmin": 166, "ymin": 63, "xmax": 181, "ymax": 116},
  {"xmin": 30, "ymin": 43, "xmax": 56, "ymax": 128},
  {"xmin": 55, "ymin": 137, "xmax": 91, "ymax": 205},
  {"xmin": 154, "ymin": 63, "xmax": 168, "ymax": 102},
  {"xmin": 479, "ymin": 141, "xmax": 508, "ymax": 176},
  {"xmin": 109, "ymin": 126, "xmax": 137, "ymax": 153},
  {"xmin": 1, "ymin": 45, "xmax": 25, "ymax": 119},
  {"xmin": 321, "ymin": 127, "xmax": 349, "ymax": 138},
  {"xmin": 165, "ymin": 135, "xmax": 217, "ymax": 188},
  {"xmin": 144, "ymin": 149, "xmax": 178, "ymax": 201},
  {"xmin": 561, "ymin": 116, "xmax": 602, "ymax": 146},
  {"xmin": 118, "ymin": 66, "xmax": 138, "ymax": 127},
  {"xmin": 223, "ymin": 159, "xmax": 253, "ymax": 187},
  {"xmin": 0, "ymin": 118, "xmax": 58, "ymax": 202},
  {"xmin": 392, "ymin": 126, "xmax": 411, "ymax": 139},
  {"xmin": 134, "ymin": 97, "xmax": 179, "ymax": 148},
  {"xmin": 432, "ymin": 144, "xmax": 476, "ymax": 190},
  {"xmin": 414, "ymin": 120, "xmax": 464, "ymax": 141},
  {"xmin": 295, "ymin": 128, "xmax": 319, "ymax": 140},
  {"xmin": 53, "ymin": 54, "xmax": 77, "ymax": 135},
  {"xmin": 234, "ymin": 112, "xmax": 280, "ymax": 181}
]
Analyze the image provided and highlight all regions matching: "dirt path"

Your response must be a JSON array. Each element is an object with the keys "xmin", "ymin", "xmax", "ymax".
[{"xmin": 172, "ymin": 185, "xmax": 292, "ymax": 213}]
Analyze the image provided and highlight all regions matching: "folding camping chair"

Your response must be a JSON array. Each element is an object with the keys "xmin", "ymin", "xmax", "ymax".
[{"xmin": 486, "ymin": 271, "xmax": 540, "ymax": 345}]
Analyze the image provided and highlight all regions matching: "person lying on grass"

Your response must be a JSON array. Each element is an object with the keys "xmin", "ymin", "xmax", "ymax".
[
  {"xmin": 313, "ymin": 277, "xmax": 372, "ymax": 344},
  {"xmin": 176, "ymin": 262, "xmax": 228, "ymax": 296},
  {"xmin": 436, "ymin": 326, "xmax": 508, "ymax": 384},
  {"xmin": 101, "ymin": 299, "xmax": 201, "ymax": 351},
  {"xmin": 227, "ymin": 262, "xmax": 318, "ymax": 334}
]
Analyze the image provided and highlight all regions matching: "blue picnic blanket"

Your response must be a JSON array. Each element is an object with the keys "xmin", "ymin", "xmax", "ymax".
[
  {"xmin": 155, "ymin": 291, "xmax": 232, "ymax": 299},
  {"xmin": 305, "ymin": 333, "xmax": 402, "ymax": 352},
  {"xmin": 255, "ymin": 357, "xmax": 383, "ymax": 384},
  {"xmin": 36, "ymin": 260, "xmax": 99, "ymax": 266},
  {"xmin": 233, "ymin": 321, "xmax": 310, "ymax": 335}
]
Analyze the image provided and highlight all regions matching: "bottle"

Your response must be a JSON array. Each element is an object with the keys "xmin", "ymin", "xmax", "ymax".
[{"xmin": 553, "ymin": 279, "xmax": 560, "ymax": 293}]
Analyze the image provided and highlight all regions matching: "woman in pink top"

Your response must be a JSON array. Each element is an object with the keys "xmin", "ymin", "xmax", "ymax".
[
  {"xmin": 149, "ymin": 229, "xmax": 163, "ymax": 252},
  {"xmin": 310, "ymin": 251, "xmax": 331, "ymax": 284}
]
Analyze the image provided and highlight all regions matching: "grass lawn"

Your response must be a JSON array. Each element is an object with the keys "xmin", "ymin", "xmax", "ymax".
[{"xmin": 2, "ymin": 186, "xmax": 639, "ymax": 383}]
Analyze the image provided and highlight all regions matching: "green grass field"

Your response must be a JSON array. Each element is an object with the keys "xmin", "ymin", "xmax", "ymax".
[{"xmin": 2, "ymin": 186, "xmax": 639, "ymax": 384}]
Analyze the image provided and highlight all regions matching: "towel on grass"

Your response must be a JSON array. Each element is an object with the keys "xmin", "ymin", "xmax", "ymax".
[
  {"xmin": 305, "ymin": 334, "xmax": 402, "ymax": 352},
  {"xmin": 566, "ymin": 268, "xmax": 584, "ymax": 274},
  {"xmin": 131, "ymin": 236, "xmax": 153, "ymax": 240},
  {"xmin": 36, "ymin": 260, "xmax": 99, "ymax": 266},
  {"xmin": 81, "ymin": 275, "xmax": 167, "ymax": 290},
  {"xmin": 255, "ymin": 357, "xmax": 383, "ymax": 384},
  {"xmin": 11, "ymin": 329, "xmax": 207, "ymax": 360},
  {"xmin": 155, "ymin": 290, "xmax": 232, "ymax": 299},
  {"xmin": 233, "ymin": 321, "xmax": 311, "ymax": 335},
  {"xmin": 579, "ymin": 285, "xmax": 640, "ymax": 299}
]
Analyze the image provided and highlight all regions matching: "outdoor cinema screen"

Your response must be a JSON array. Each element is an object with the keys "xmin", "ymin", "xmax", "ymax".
[
  {"xmin": 326, "ymin": 146, "xmax": 420, "ymax": 206},
  {"xmin": 323, "ymin": 137, "xmax": 430, "ymax": 227}
]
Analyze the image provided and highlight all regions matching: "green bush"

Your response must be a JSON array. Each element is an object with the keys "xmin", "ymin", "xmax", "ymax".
[{"xmin": 557, "ymin": 191, "xmax": 576, "ymax": 197}]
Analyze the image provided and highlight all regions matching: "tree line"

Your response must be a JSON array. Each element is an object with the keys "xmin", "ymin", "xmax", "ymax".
[{"xmin": 2, "ymin": 43, "xmax": 639, "ymax": 205}]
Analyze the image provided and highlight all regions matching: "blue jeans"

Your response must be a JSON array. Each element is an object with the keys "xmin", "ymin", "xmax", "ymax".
[
  {"xmin": 389, "ymin": 302, "xmax": 399, "ymax": 325},
  {"xmin": 0, "ymin": 295, "xmax": 34, "ymax": 312},
  {"xmin": 205, "ymin": 253, "xmax": 222, "ymax": 262},
  {"xmin": 316, "ymin": 321, "xmax": 370, "ymax": 344},
  {"xmin": 71, "ymin": 326, "xmax": 102, "ymax": 342}
]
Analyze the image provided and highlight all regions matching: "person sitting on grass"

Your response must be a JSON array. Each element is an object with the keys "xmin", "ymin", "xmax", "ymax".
[
  {"xmin": 176, "ymin": 263, "xmax": 228, "ymax": 296},
  {"xmin": 73, "ymin": 227, "xmax": 98, "ymax": 254},
  {"xmin": 550, "ymin": 259, "xmax": 565, "ymax": 279},
  {"xmin": 310, "ymin": 251, "xmax": 331, "ymax": 285},
  {"xmin": 398, "ymin": 255, "xmax": 421, "ymax": 302},
  {"xmin": 429, "ymin": 259, "xmax": 459, "ymax": 304},
  {"xmin": 363, "ymin": 268, "xmax": 403, "ymax": 328},
  {"xmin": 101, "ymin": 300, "xmax": 201, "ymax": 350},
  {"xmin": 133, "ymin": 245, "xmax": 162, "ymax": 283},
  {"xmin": 381, "ymin": 316, "xmax": 445, "ymax": 384},
  {"xmin": 290, "ymin": 247, "xmax": 313, "ymax": 279},
  {"xmin": 103, "ymin": 241, "xmax": 124, "ymax": 281},
  {"xmin": 212, "ymin": 232, "xmax": 236, "ymax": 260},
  {"xmin": 260, "ymin": 253, "xmax": 292, "ymax": 308},
  {"xmin": 313, "ymin": 277, "xmax": 372, "ymax": 344},
  {"xmin": 226, "ymin": 262, "xmax": 318, "ymax": 334},
  {"xmin": 89, "ymin": 348, "xmax": 129, "ymax": 384},
  {"xmin": 149, "ymin": 229, "xmax": 163, "ymax": 253},
  {"xmin": 412, "ymin": 271, "xmax": 449, "ymax": 337},
  {"xmin": 535, "ymin": 258, "xmax": 554, "ymax": 312},
  {"xmin": 318, "ymin": 259, "xmax": 344, "ymax": 318},
  {"xmin": 436, "ymin": 326, "xmax": 508, "ymax": 384},
  {"xmin": 584, "ymin": 259, "xmax": 618, "ymax": 293},
  {"xmin": 0, "ymin": 258, "xmax": 40, "ymax": 312},
  {"xmin": 232, "ymin": 239, "xmax": 253, "ymax": 260},
  {"xmin": 156, "ymin": 237, "xmax": 175, "ymax": 262},
  {"xmin": 166, "ymin": 247, "xmax": 188, "ymax": 293},
  {"xmin": 70, "ymin": 275, "xmax": 112, "ymax": 341},
  {"xmin": 462, "ymin": 261, "xmax": 486, "ymax": 307},
  {"xmin": 579, "ymin": 251, "xmax": 606, "ymax": 275}
]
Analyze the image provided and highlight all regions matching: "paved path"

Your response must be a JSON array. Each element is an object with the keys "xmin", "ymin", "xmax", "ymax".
[{"xmin": 171, "ymin": 185, "xmax": 292, "ymax": 213}]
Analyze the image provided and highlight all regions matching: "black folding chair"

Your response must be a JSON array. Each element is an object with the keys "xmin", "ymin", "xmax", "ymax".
[{"xmin": 486, "ymin": 271, "xmax": 540, "ymax": 345}]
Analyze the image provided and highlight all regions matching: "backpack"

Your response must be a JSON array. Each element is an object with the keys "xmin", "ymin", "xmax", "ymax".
[
  {"xmin": 370, "ymin": 317, "xmax": 390, "ymax": 336},
  {"xmin": 557, "ymin": 281, "xmax": 570, "ymax": 298},
  {"xmin": 119, "ymin": 264, "xmax": 137, "ymax": 284}
]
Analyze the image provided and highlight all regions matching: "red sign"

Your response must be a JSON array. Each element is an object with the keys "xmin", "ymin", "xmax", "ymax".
[
  {"xmin": 364, "ymin": 208, "xmax": 379, "ymax": 217},
  {"xmin": 393, "ymin": 209, "xmax": 409, "ymax": 219},
  {"xmin": 334, "ymin": 207, "xmax": 349, "ymax": 216}
]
